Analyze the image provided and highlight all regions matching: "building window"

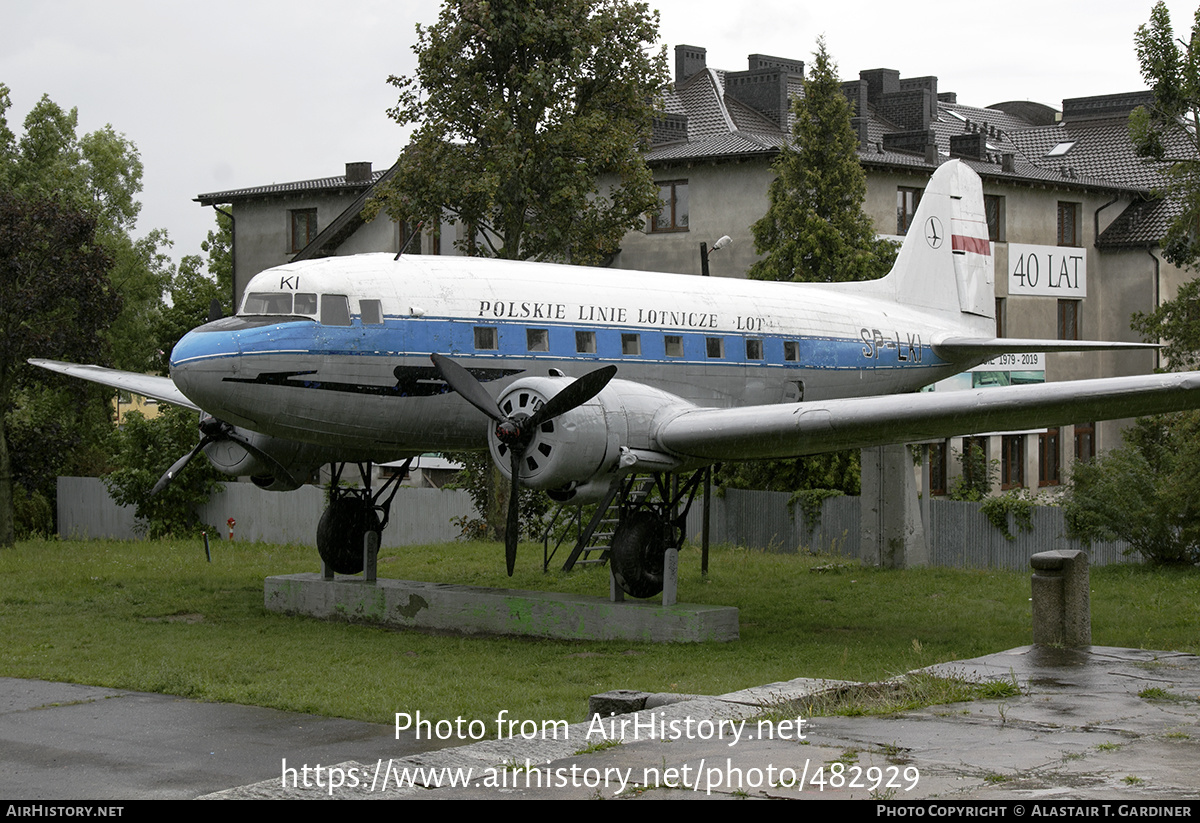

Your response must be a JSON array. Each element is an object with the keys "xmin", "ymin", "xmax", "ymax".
[
  {"xmin": 474, "ymin": 326, "xmax": 498, "ymax": 350},
  {"xmin": 621, "ymin": 333, "xmax": 641, "ymax": 355},
  {"xmin": 399, "ymin": 220, "xmax": 422, "ymax": 255},
  {"xmin": 1058, "ymin": 299, "xmax": 1081, "ymax": 340},
  {"xmin": 783, "ymin": 341, "xmax": 800, "ymax": 362},
  {"xmin": 1001, "ymin": 434, "xmax": 1025, "ymax": 489},
  {"xmin": 664, "ymin": 335, "xmax": 684, "ymax": 357},
  {"xmin": 526, "ymin": 328, "xmax": 549, "ymax": 352},
  {"xmin": 984, "ymin": 194, "xmax": 1005, "ymax": 242},
  {"xmin": 705, "ymin": 337, "xmax": 724, "ymax": 358},
  {"xmin": 897, "ymin": 187, "xmax": 923, "ymax": 235},
  {"xmin": 995, "ymin": 297, "xmax": 1006, "ymax": 337},
  {"xmin": 1057, "ymin": 202, "xmax": 1080, "ymax": 246},
  {"xmin": 1039, "ymin": 428, "xmax": 1061, "ymax": 487},
  {"xmin": 1074, "ymin": 422, "xmax": 1095, "ymax": 463},
  {"xmin": 651, "ymin": 180, "xmax": 688, "ymax": 232},
  {"xmin": 575, "ymin": 330, "xmax": 596, "ymax": 353},
  {"xmin": 290, "ymin": 209, "xmax": 317, "ymax": 252},
  {"xmin": 928, "ymin": 441, "xmax": 948, "ymax": 496},
  {"xmin": 962, "ymin": 436, "xmax": 989, "ymax": 492},
  {"xmin": 745, "ymin": 339, "xmax": 763, "ymax": 360}
]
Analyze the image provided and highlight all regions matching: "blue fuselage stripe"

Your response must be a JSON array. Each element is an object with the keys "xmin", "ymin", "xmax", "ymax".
[{"xmin": 171, "ymin": 315, "xmax": 947, "ymax": 372}]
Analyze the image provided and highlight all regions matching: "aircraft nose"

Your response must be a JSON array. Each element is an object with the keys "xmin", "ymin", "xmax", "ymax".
[{"xmin": 169, "ymin": 321, "xmax": 241, "ymax": 407}]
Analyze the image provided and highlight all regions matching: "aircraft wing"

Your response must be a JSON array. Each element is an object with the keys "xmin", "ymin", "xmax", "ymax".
[
  {"xmin": 655, "ymin": 371, "xmax": 1200, "ymax": 461},
  {"xmin": 28, "ymin": 359, "xmax": 200, "ymax": 411},
  {"xmin": 933, "ymin": 336, "xmax": 1159, "ymax": 361}
]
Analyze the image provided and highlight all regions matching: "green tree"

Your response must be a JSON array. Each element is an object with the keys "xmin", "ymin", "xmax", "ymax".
[
  {"xmin": 736, "ymin": 39, "xmax": 891, "ymax": 496},
  {"xmin": 3, "ymin": 86, "xmax": 167, "ymax": 371},
  {"xmin": 0, "ymin": 192, "xmax": 121, "ymax": 547},
  {"xmin": 1065, "ymin": 412, "xmax": 1200, "ymax": 565},
  {"xmin": 1, "ymin": 84, "xmax": 174, "ymax": 542},
  {"xmin": 103, "ymin": 406, "xmax": 223, "ymax": 539},
  {"xmin": 155, "ymin": 213, "xmax": 234, "ymax": 374},
  {"xmin": 373, "ymin": 0, "xmax": 668, "ymax": 264},
  {"xmin": 1129, "ymin": 2, "xmax": 1200, "ymax": 269},
  {"xmin": 749, "ymin": 37, "xmax": 897, "ymax": 284},
  {"xmin": 1064, "ymin": 4, "xmax": 1200, "ymax": 565}
]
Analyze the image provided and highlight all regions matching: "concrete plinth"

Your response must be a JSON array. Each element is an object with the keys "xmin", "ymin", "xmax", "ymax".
[{"xmin": 264, "ymin": 574, "xmax": 739, "ymax": 643}]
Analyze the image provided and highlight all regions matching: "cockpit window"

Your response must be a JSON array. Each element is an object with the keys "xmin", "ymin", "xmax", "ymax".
[
  {"xmin": 320, "ymin": 294, "xmax": 352, "ymax": 326},
  {"xmin": 243, "ymin": 292, "xmax": 293, "ymax": 314},
  {"xmin": 293, "ymin": 293, "xmax": 318, "ymax": 315}
]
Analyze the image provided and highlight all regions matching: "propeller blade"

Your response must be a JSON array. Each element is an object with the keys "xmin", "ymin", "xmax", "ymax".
[
  {"xmin": 528, "ymin": 365, "xmax": 617, "ymax": 428},
  {"xmin": 506, "ymin": 449, "xmax": 520, "ymax": 576},
  {"xmin": 151, "ymin": 438, "xmax": 209, "ymax": 497},
  {"xmin": 430, "ymin": 353, "xmax": 505, "ymax": 423}
]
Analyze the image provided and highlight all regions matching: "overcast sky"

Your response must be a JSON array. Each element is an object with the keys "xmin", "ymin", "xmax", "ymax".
[{"xmin": 2, "ymin": 0, "xmax": 1193, "ymax": 262}]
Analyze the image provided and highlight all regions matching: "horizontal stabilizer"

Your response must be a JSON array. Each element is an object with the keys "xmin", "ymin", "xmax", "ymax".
[
  {"xmin": 656, "ymin": 371, "xmax": 1200, "ymax": 461},
  {"xmin": 28, "ymin": 359, "xmax": 199, "ymax": 411}
]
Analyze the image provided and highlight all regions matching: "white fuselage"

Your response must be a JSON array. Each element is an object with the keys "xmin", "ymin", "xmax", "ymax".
[{"xmin": 169, "ymin": 253, "xmax": 976, "ymax": 461}]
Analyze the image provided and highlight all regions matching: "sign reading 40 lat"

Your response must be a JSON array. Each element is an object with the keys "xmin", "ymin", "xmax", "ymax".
[{"xmin": 1007, "ymin": 243, "xmax": 1086, "ymax": 298}]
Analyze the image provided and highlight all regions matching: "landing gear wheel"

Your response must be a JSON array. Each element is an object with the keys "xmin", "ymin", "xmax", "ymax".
[
  {"xmin": 317, "ymin": 498, "xmax": 381, "ymax": 575},
  {"xmin": 610, "ymin": 511, "xmax": 668, "ymax": 598}
]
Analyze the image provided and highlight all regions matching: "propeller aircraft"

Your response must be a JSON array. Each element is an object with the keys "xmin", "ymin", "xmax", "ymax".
[{"xmin": 32, "ymin": 161, "xmax": 1200, "ymax": 597}]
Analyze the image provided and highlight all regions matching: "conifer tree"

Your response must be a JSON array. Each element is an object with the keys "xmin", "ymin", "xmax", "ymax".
[{"xmin": 749, "ymin": 38, "xmax": 895, "ymax": 283}]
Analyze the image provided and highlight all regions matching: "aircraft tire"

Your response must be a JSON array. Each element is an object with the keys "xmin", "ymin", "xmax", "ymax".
[
  {"xmin": 316, "ymin": 498, "xmax": 381, "ymax": 575},
  {"xmin": 610, "ymin": 511, "xmax": 667, "ymax": 599}
]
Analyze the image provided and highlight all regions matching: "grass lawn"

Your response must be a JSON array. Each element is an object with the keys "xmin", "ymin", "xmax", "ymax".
[{"xmin": 1, "ymin": 537, "xmax": 1196, "ymax": 727}]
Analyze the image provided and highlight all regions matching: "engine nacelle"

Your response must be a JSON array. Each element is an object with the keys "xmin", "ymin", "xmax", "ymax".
[
  {"xmin": 201, "ymin": 428, "xmax": 313, "ymax": 491},
  {"xmin": 489, "ymin": 376, "xmax": 692, "ymax": 503}
]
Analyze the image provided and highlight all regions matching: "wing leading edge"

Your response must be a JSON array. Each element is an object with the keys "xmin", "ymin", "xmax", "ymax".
[
  {"xmin": 28, "ymin": 359, "xmax": 199, "ymax": 411},
  {"xmin": 655, "ymin": 371, "xmax": 1200, "ymax": 461}
]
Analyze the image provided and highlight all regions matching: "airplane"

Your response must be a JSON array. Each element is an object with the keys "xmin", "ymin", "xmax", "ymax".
[{"xmin": 31, "ymin": 160, "xmax": 1200, "ymax": 598}]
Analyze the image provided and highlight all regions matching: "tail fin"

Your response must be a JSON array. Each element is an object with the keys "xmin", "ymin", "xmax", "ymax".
[{"xmin": 861, "ymin": 160, "xmax": 995, "ymax": 325}]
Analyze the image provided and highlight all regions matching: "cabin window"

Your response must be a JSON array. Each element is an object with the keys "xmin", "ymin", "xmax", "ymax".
[
  {"xmin": 360, "ymin": 299, "xmax": 383, "ymax": 325},
  {"xmin": 474, "ymin": 326, "xmax": 498, "ymax": 350},
  {"xmin": 897, "ymin": 187, "xmax": 923, "ymax": 235},
  {"xmin": 526, "ymin": 328, "xmax": 549, "ymax": 352},
  {"xmin": 664, "ymin": 335, "xmax": 684, "ymax": 357},
  {"xmin": 745, "ymin": 338, "xmax": 763, "ymax": 360},
  {"xmin": 621, "ymin": 333, "xmax": 641, "ymax": 355},
  {"xmin": 290, "ymin": 209, "xmax": 317, "ymax": 252},
  {"xmin": 320, "ymin": 294, "xmax": 351, "ymax": 326},
  {"xmin": 705, "ymin": 337, "xmax": 724, "ymax": 358},
  {"xmin": 575, "ymin": 330, "xmax": 596, "ymax": 353},
  {"xmin": 783, "ymin": 341, "xmax": 799, "ymax": 362},
  {"xmin": 294, "ymin": 293, "xmax": 318, "ymax": 315},
  {"xmin": 650, "ymin": 181, "xmax": 688, "ymax": 232},
  {"xmin": 243, "ymin": 292, "xmax": 293, "ymax": 314}
]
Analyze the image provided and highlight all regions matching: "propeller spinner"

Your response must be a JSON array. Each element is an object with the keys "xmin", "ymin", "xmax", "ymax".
[{"xmin": 430, "ymin": 353, "xmax": 616, "ymax": 575}]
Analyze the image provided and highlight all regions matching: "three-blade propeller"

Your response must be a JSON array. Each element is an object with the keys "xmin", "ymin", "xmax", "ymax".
[{"xmin": 431, "ymin": 353, "xmax": 616, "ymax": 575}]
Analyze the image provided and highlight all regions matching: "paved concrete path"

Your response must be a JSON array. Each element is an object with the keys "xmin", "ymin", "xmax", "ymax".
[{"xmin": 4, "ymin": 646, "xmax": 1199, "ymax": 800}]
